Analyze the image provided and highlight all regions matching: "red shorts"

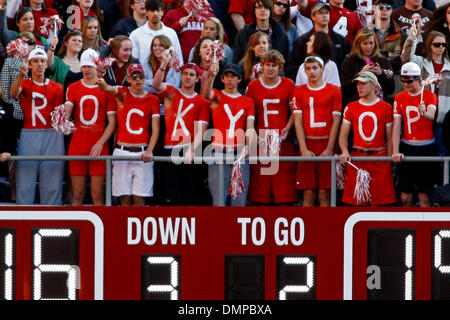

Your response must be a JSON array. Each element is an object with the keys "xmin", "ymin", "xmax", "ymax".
[
  {"xmin": 68, "ymin": 130, "xmax": 109, "ymax": 176},
  {"xmin": 341, "ymin": 151, "xmax": 396, "ymax": 206},
  {"xmin": 248, "ymin": 141, "xmax": 298, "ymax": 204},
  {"xmin": 296, "ymin": 139, "xmax": 333, "ymax": 190}
]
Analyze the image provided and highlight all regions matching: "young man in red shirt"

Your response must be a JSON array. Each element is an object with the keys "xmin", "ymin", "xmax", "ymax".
[
  {"xmin": 98, "ymin": 63, "xmax": 161, "ymax": 206},
  {"xmin": 339, "ymin": 71, "xmax": 397, "ymax": 206},
  {"xmin": 65, "ymin": 48, "xmax": 117, "ymax": 206},
  {"xmin": 246, "ymin": 49, "xmax": 297, "ymax": 205},
  {"xmin": 153, "ymin": 52, "xmax": 210, "ymax": 205},
  {"xmin": 10, "ymin": 47, "xmax": 65, "ymax": 205},
  {"xmin": 202, "ymin": 62, "xmax": 256, "ymax": 206},
  {"xmin": 392, "ymin": 62, "xmax": 438, "ymax": 207},
  {"xmin": 291, "ymin": 56, "xmax": 342, "ymax": 207}
]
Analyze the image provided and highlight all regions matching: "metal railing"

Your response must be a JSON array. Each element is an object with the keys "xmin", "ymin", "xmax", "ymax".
[{"xmin": 6, "ymin": 155, "xmax": 450, "ymax": 207}]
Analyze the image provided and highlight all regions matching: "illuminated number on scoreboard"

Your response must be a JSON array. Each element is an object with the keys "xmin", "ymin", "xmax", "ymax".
[
  {"xmin": 367, "ymin": 229, "xmax": 415, "ymax": 300},
  {"xmin": 432, "ymin": 229, "xmax": 450, "ymax": 299},
  {"xmin": 277, "ymin": 255, "xmax": 316, "ymax": 300},
  {"xmin": 31, "ymin": 228, "xmax": 79, "ymax": 300},
  {"xmin": 141, "ymin": 255, "xmax": 180, "ymax": 300},
  {"xmin": 0, "ymin": 228, "xmax": 15, "ymax": 300},
  {"xmin": 225, "ymin": 255, "xmax": 264, "ymax": 300}
]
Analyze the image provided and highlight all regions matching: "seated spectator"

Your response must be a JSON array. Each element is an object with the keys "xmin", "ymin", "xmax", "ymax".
[
  {"xmin": 6, "ymin": 0, "xmax": 60, "ymax": 39},
  {"xmin": 232, "ymin": 0, "xmax": 289, "ymax": 66},
  {"xmin": 295, "ymin": 31, "xmax": 341, "ymax": 87},
  {"xmin": 143, "ymin": 35, "xmax": 180, "ymax": 94},
  {"xmin": 188, "ymin": 17, "xmax": 233, "ymax": 66},
  {"xmin": 286, "ymin": 1, "xmax": 350, "ymax": 81},
  {"xmin": 229, "ymin": 0, "xmax": 255, "ymax": 32},
  {"xmin": 341, "ymin": 28, "xmax": 395, "ymax": 106},
  {"xmin": 47, "ymin": 30, "xmax": 83, "ymax": 91},
  {"xmin": 81, "ymin": 15, "xmax": 107, "ymax": 52},
  {"xmin": 392, "ymin": 62, "xmax": 438, "ymax": 207},
  {"xmin": 238, "ymin": 31, "xmax": 270, "ymax": 93},
  {"xmin": 401, "ymin": 28, "xmax": 450, "ymax": 156},
  {"xmin": 191, "ymin": 36, "xmax": 225, "ymax": 93},
  {"xmin": 391, "ymin": 0, "xmax": 433, "ymax": 55},
  {"xmin": 289, "ymin": 0, "xmax": 313, "ymax": 37},
  {"xmin": 425, "ymin": 2, "xmax": 450, "ymax": 46},
  {"xmin": 163, "ymin": 0, "xmax": 216, "ymax": 62},
  {"xmin": 272, "ymin": 0, "xmax": 298, "ymax": 53},
  {"xmin": 10, "ymin": 47, "xmax": 65, "ymax": 205},
  {"xmin": 0, "ymin": 5, "xmax": 48, "ymax": 49},
  {"xmin": 102, "ymin": 35, "xmax": 136, "ymax": 86},
  {"xmin": 110, "ymin": 0, "xmax": 147, "ymax": 38},
  {"xmin": 98, "ymin": 63, "xmax": 161, "ymax": 206}
]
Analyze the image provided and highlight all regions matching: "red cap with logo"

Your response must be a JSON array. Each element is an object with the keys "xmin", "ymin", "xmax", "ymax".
[
  {"xmin": 127, "ymin": 63, "xmax": 145, "ymax": 76},
  {"xmin": 180, "ymin": 62, "xmax": 202, "ymax": 76}
]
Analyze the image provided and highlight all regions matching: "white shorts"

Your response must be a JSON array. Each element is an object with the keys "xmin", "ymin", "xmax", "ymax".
[{"xmin": 112, "ymin": 148, "xmax": 154, "ymax": 197}]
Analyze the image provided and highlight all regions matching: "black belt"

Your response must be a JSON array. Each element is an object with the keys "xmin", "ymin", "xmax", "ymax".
[
  {"xmin": 352, "ymin": 146, "xmax": 386, "ymax": 155},
  {"xmin": 116, "ymin": 144, "xmax": 146, "ymax": 152}
]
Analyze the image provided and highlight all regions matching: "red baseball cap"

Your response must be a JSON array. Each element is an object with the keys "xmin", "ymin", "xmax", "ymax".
[
  {"xmin": 180, "ymin": 62, "xmax": 202, "ymax": 76},
  {"xmin": 127, "ymin": 63, "xmax": 145, "ymax": 76}
]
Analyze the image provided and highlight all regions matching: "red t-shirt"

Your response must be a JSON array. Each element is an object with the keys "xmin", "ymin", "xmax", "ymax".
[
  {"xmin": 19, "ymin": 78, "xmax": 63, "ymax": 130},
  {"xmin": 115, "ymin": 87, "xmax": 161, "ymax": 145},
  {"xmin": 66, "ymin": 80, "xmax": 117, "ymax": 132},
  {"xmin": 342, "ymin": 98, "xmax": 393, "ymax": 149},
  {"xmin": 290, "ymin": 83, "xmax": 342, "ymax": 138},
  {"xmin": 210, "ymin": 89, "xmax": 255, "ymax": 148},
  {"xmin": 160, "ymin": 85, "xmax": 210, "ymax": 148},
  {"xmin": 393, "ymin": 89, "xmax": 437, "ymax": 143},
  {"xmin": 246, "ymin": 77, "xmax": 295, "ymax": 131},
  {"xmin": 228, "ymin": 0, "xmax": 255, "ymax": 25}
]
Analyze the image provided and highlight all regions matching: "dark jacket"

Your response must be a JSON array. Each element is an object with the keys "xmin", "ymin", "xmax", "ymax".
[
  {"xmin": 232, "ymin": 21, "xmax": 289, "ymax": 65},
  {"xmin": 286, "ymin": 29, "xmax": 351, "ymax": 81},
  {"xmin": 0, "ymin": 101, "xmax": 15, "ymax": 155},
  {"xmin": 374, "ymin": 20, "xmax": 407, "ymax": 74},
  {"xmin": 340, "ymin": 54, "xmax": 395, "ymax": 107},
  {"xmin": 110, "ymin": 17, "xmax": 139, "ymax": 38}
]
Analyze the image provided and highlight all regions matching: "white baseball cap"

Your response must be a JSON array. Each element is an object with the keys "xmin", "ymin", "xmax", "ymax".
[
  {"xmin": 353, "ymin": 71, "xmax": 379, "ymax": 84},
  {"xmin": 401, "ymin": 62, "xmax": 421, "ymax": 77},
  {"xmin": 80, "ymin": 48, "xmax": 98, "ymax": 68},
  {"xmin": 28, "ymin": 47, "xmax": 47, "ymax": 61}
]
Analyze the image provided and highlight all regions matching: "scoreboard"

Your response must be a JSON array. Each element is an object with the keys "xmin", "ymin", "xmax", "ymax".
[{"xmin": 1, "ymin": 207, "xmax": 450, "ymax": 300}]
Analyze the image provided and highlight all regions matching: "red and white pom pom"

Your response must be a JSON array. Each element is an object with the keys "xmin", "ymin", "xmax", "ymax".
[
  {"xmin": 167, "ymin": 46, "xmax": 182, "ymax": 72},
  {"xmin": 51, "ymin": 104, "xmax": 76, "ymax": 135},
  {"xmin": 206, "ymin": 40, "xmax": 224, "ymax": 63},
  {"xmin": 347, "ymin": 162, "xmax": 371, "ymax": 205},
  {"xmin": 355, "ymin": 4, "xmax": 369, "ymax": 28},
  {"xmin": 91, "ymin": 54, "xmax": 116, "ymax": 78},
  {"xmin": 229, "ymin": 153, "xmax": 246, "ymax": 199},
  {"xmin": 251, "ymin": 63, "xmax": 262, "ymax": 81},
  {"xmin": 375, "ymin": 83, "xmax": 384, "ymax": 100},
  {"xmin": 183, "ymin": 0, "xmax": 212, "ymax": 19},
  {"xmin": 259, "ymin": 129, "xmax": 282, "ymax": 157},
  {"xmin": 6, "ymin": 39, "xmax": 30, "ymax": 59},
  {"xmin": 39, "ymin": 15, "xmax": 64, "ymax": 36},
  {"xmin": 422, "ymin": 73, "xmax": 445, "ymax": 88},
  {"xmin": 336, "ymin": 160, "xmax": 346, "ymax": 190},
  {"xmin": 411, "ymin": 13, "xmax": 423, "ymax": 36}
]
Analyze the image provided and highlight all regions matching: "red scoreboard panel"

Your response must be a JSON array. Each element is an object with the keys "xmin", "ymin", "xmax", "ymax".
[{"xmin": 1, "ymin": 207, "xmax": 450, "ymax": 300}]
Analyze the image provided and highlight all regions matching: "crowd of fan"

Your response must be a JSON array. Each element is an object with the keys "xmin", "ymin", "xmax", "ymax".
[{"xmin": 0, "ymin": 0, "xmax": 449, "ymax": 207}]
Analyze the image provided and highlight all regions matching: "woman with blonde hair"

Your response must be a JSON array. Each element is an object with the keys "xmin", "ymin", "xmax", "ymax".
[
  {"xmin": 188, "ymin": 17, "xmax": 233, "ymax": 65},
  {"xmin": 340, "ymin": 28, "xmax": 395, "ymax": 105},
  {"xmin": 143, "ymin": 34, "xmax": 181, "ymax": 94},
  {"xmin": 81, "ymin": 15, "xmax": 106, "ymax": 52},
  {"xmin": 238, "ymin": 32, "xmax": 270, "ymax": 93}
]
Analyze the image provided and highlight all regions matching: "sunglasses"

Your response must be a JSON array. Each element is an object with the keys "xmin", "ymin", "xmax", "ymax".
[
  {"xmin": 274, "ymin": 1, "xmax": 289, "ymax": 8},
  {"xmin": 131, "ymin": 74, "xmax": 145, "ymax": 80},
  {"xmin": 24, "ymin": 39, "xmax": 36, "ymax": 45},
  {"xmin": 432, "ymin": 42, "xmax": 447, "ymax": 48},
  {"xmin": 401, "ymin": 78, "xmax": 417, "ymax": 84},
  {"xmin": 378, "ymin": 4, "xmax": 392, "ymax": 10}
]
